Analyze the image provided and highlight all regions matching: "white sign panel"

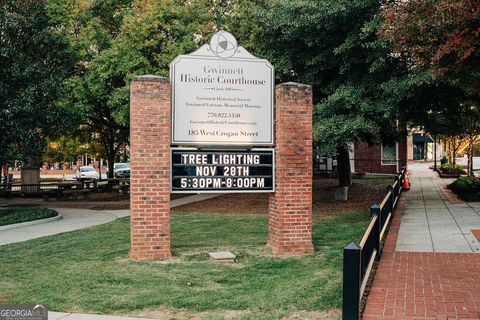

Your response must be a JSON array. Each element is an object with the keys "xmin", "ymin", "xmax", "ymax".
[{"xmin": 170, "ymin": 31, "xmax": 274, "ymax": 146}]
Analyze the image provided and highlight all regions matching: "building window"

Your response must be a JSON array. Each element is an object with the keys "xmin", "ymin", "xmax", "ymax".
[{"xmin": 382, "ymin": 144, "xmax": 397, "ymax": 165}]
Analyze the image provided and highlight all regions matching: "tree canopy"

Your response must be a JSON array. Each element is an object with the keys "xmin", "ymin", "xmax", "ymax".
[
  {"xmin": 1, "ymin": 0, "xmax": 477, "ymax": 185},
  {"xmin": 237, "ymin": 0, "xmax": 409, "ymax": 185},
  {"xmin": 381, "ymin": 0, "xmax": 480, "ymax": 98},
  {"xmin": 0, "ymin": 0, "xmax": 76, "ymax": 168}
]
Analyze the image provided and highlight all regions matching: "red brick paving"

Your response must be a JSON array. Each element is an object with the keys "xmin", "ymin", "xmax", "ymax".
[
  {"xmin": 439, "ymin": 184, "xmax": 465, "ymax": 204},
  {"xmin": 472, "ymin": 230, "xmax": 480, "ymax": 242},
  {"xmin": 363, "ymin": 192, "xmax": 480, "ymax": 319},
  {"xmin": 364, "ymin": 251, "xmax": 480, "ymax": 319}
]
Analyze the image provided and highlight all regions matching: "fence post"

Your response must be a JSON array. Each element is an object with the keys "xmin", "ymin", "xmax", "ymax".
[
  {"xmin": 393, "ymin": 176, "xmax": 398, "ymax": 200},
  {"xmin": 395, "ymin": 175, "xmax": 400, "ymax": 197},
  {"xmin": 343, "ymin": 242, "xmax": 361, "ymax": 320},
  {"xmin": 387, "ymin": 185, "xmax": 394, "ymax": 214},
  {"xmin": 370, "ymin": 204, "xmax": 381, "ymax": 257}
]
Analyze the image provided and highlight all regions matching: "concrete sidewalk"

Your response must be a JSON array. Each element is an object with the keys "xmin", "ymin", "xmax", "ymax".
[
  {"xmin": 397, "ymin": 165, "xmax": 480, "ymax": 252},
  {"xmin": 0, "ymin": 193, "xmax": 221, "ymax": 246}
]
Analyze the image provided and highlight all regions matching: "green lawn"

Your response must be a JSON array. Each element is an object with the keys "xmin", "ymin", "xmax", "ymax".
[
  {"xmin": 0, "ymin": 207, "xmax": 57, "ymax": 226},
  {"xmin": 0, "ymin": 211, "xmax": 369, "ymax": 319},
  {"xmin": 353, "ymin": 177, "xmax": 394, "ymax": 186}
]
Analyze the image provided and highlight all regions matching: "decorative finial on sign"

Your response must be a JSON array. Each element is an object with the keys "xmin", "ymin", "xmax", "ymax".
[{"xmin": 208, "ymin": 31, "xmax": 238, "ymax": 59}]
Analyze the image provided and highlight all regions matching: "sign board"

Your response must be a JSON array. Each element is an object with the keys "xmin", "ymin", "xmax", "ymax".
[
  {"xmin": 171, "ymin": 148, "xmax": 274, "ymax": 193},
  {"xmin": 170, "ymin": 31, "xmax": 274, "ymax": 146}
]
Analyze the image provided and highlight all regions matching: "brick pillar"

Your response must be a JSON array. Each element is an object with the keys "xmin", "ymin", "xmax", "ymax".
[
  {"xmin": 129, "ymin": 75, "xmax": 172, "ymax": 260},
  {"xmin": 268, "ymin": 82, "xmax": 314, "ymax": 254}
]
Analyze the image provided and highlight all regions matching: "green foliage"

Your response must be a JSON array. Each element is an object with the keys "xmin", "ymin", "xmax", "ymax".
[
  {"xmin": 440, "ymin": 163, "xmax": 466, "ymax": 174},
  {"xmin": 51, "ymin": 0, "xmax": 216, "ymax": 175},
  {"xmin": 381, "ymin": 0, "xmax": 480, "ymax": 148},
  {"xmin": 0, "ymin": 0, "xmax": 77, "ymax": 167},
  {"xmin": 234, "ymin": 0, "xmax": 408, "ymax": 158},
  {"xmin": 0, "ymin": 207, "xmax": 57, "ymax": 226},
  {"xmin": 0, "ymin": 211, "xmax": 369, "ymax": 316},
  {"xmin": 450, "ymin": 176, "xmax": 480, "ymax": 201},
  {"xmin": 381, "ymin": 0, "xmax": 480, "ymax": 97},
  {"xmin": 44, "ymin": 136, "xmax": 83, "ymax": 163}
]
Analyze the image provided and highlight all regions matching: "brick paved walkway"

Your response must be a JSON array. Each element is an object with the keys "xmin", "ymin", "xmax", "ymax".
[{"xmin": 363, "ymin": 163, "xmax": 480, "ymax": 319}]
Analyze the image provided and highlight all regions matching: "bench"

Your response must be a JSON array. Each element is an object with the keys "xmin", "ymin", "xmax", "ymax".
[
  {"xmin": 112, "ymin": 184, "xmax": 129, "ymax": 198},
  {"xmin": 80, "ymin": 179, "xmax": 98, "ymax": 190},
  {"xmin": 42, "ymin": 189, "xmax": 64, "ymax": 201},
  {"xmin": 63, "ymin": 189, "xmax": 91, "ymax": 200},
  {"xmin": 0, "ymin": 189, "xmax": 12, "ymax": 199}
]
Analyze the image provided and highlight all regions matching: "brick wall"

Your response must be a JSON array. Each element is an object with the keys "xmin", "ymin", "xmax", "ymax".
[
  {"xmin": 354, "ymin": 136, "xmax": 408, "ymax": 174},
  {"xmin": 129, "ymin": 75, "xmax": 172, "ymax": 260},
  {"xmin": 268, "ymin": 83, "xmax": 314, "ymax": 254},
  {"xmin": 129, "ymin": 78, "xmax": 315, "ymax": 258}
]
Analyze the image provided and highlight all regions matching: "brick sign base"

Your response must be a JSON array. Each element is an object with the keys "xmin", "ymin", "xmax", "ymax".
[
  {"xmin": 268, "ymin": 83, "xmax": 314, "ymax": 254},
  {"xmin": 129, "ymin": 76, "xmax": 313, "ymax": 260}
]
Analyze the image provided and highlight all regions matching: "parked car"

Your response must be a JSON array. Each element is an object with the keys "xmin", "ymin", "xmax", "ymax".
[
  {"xmin": 106, "ymin": 163, "xmax": 130, "ymax": 178},
  {"xmin": 76, "ymin": 166, "xmax": 100, "ymax": 180}
]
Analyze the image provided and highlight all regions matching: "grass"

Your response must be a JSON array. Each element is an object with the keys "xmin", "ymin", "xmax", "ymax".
[
  {"xmin": 0, "ymin": 207, "xmax": 57, "ymax": 226},
  {"xmin": 0, "ymin": 211, "xmax": 370, "ymax": 319},
  {"xmin": 353, "ymin": 177, "xmax": 394, "ymax": 186}
]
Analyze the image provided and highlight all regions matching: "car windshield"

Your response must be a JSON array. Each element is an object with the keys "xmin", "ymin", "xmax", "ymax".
[
  {"xmin": 81, "ymin": 167, "xmax": 95, "ymax": 172},
  {"xmin": 115, "ymin": 164, "xmax": 129, "ymax": 169}
]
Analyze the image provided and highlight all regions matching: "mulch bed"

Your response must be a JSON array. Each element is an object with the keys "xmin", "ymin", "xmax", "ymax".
[
  {"xmin": 436, "ymin": 169, "xmax": 461, "ymax": 178},
  {"xmin": 4, "ymin": 178, "xmax": 389, "ymax": 213},
  {"xmin": 171, "ymin": 177, "xmax": 389, "ymax": 216}
]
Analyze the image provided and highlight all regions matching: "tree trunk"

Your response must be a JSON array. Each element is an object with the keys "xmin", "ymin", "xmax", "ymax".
[
  {"xmin": 447, "ymin": 138, "xmax": 452, "ymax": 164},
  {"xmin": 101, "ymin": 133, "xmax": 117, "ymax": 179},
  {"xmin": 467, "ymin": 137, "xmax": 475, "ymax": 176},
  {"xmin": 21, "ymin": 156, "xmax": 41, "ymax": 192},
  {"xmin": 21, "ymin": 168, "xmax": 40, "ymax": 193},
  {"xmin": 107, "ymin": 154, "xmax": 115, "ymax": 178},
  {"xmin": 451, "ymin": 137, "xmax": 457, "ymax": 166},
  {"xmin": 337, "ymin": 146, "xmax": 352, "ymax": 187}
]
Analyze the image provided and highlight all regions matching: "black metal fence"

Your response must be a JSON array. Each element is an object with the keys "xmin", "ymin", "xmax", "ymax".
[{"xmin": 342, "ymin": 167, "xmax": 406, "ymax": 319}]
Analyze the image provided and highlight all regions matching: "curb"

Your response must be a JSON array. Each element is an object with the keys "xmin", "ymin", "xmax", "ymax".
[{"xmin": 0, "ymin": 212, "xmax": 63, "ymax": 232}]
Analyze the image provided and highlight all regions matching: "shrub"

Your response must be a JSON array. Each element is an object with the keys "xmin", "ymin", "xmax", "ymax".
[
  {"xmin": 440, "ymin": 163, "xmax": 466, "ymax": 174},
  {"xmin": 0, "ymin": 207, "xmax": 57, "ymax": 226},
  {"xmin": 450, "ymin": 176, "xmax": 480, "ymax": 201}
]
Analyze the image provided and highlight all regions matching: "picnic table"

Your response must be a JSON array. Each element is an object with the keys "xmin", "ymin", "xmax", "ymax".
[
  {"xmin": 42, "ymin": 181, "xmax": 89, "ymax": 201},
  {"xmin": 109, "ymin": 179, "xmax": 130, "ymax": 198}
]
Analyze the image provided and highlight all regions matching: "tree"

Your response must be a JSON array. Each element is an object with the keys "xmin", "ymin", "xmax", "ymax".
[
  {"xmin": 53, "ymin": 0, "xmax": 215, "ymax": 177},
  {"xmin": 381, "ymin": 0, "xmax": 480, "ymax": 98},
  {"xmin": 45, "ymin": 136, "xmax": 83, "ymax": 164},
  {"xmin": 462, "ymin": 106, "xmax": 480, "ymax": 175},
  {"xmin": 382, "ymin": 0, "xmax": 480, "ymax": 173},
  {"xmin": 0, "ymin": 0, "xmax": 76, "ymax": 183},
  {"xmin": 241, "ymin": 0, "xmax": 407, "ymax": 186}
]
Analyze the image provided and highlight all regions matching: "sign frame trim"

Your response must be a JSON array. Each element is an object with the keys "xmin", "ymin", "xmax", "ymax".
[
  {"xmin": 170, "ymin": 54, "xmax": 275, "ymax": 146},
  {"xmin": 170, "ymin": 147, "xmax": 275, "ymax": 194}
]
